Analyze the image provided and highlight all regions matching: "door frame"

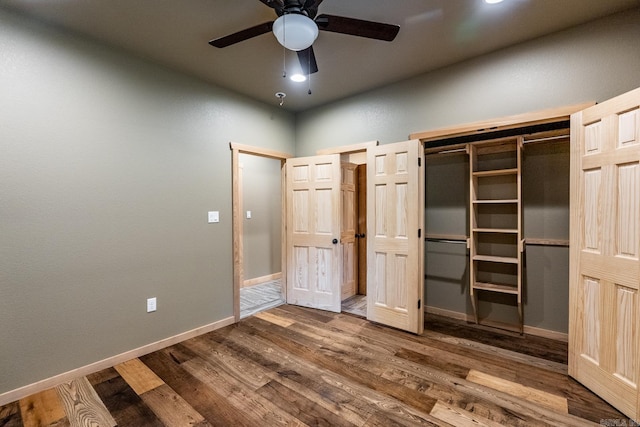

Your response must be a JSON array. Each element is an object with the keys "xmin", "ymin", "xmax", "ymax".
[
  {"xmin": 230, "ymin": 142, "xmax": 292, "ymax": 322},
  {"xmin": 317, "ymin": 140, "xmax": 378, "ymax": 164},
  {"xmin": 318, "ymin": 141, "xmax": 378, "ymax": 302},
  {"xmin": 230, "ymin": 140, "xmax": 379, "ymax": 322}
]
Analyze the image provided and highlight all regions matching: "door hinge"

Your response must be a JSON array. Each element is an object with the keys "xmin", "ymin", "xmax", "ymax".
[
  {"xmin": 418, "ymin": 229, "xmax": 422, "ymax": 238},
  {"xmin": 418, "ymin": 299, "xmax": 421, "ymax": 309},
  {"xmin": 418, "ymin": 157, "xmax": 422, "ymax": 167}
]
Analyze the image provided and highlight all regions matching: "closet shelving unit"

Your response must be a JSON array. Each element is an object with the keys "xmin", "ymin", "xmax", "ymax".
[{"xmin": 469, "ymin": 137, "xmax": 523, "ymax": 333}]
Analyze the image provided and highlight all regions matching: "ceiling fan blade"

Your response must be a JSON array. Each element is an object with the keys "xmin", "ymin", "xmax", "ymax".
[
  {"xmin": 209, "ymin": 21, "xmax": 274, "ymax": 48},
  {"xmin": 258, "ymin": 0, "xmax": 283, "ymax": 9},
  {"xmin": 296, "ymin": 46, "xmax": 318, "ymax": 75},
  {"xmin": 316, "ymin": 14, "xmax": 399, "ymax": 42},
  {"xmin": 258, "ymin": 0, "xmax": 284, "ymax": 15},
  {"xmin": 302, "ymin": 0, "xmax": 323, "ymax": 18},
  {"xmin": 303, "ymin": 0, "xmax": 323, "ymax": 7}
]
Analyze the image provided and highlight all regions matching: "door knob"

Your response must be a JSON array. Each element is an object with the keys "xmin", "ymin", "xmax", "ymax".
[{"xmin": 332, "ymin": 238, "xmax": 338, "ymax": 244}]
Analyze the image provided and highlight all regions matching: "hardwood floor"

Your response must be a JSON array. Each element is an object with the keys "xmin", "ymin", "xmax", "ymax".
[{"xmin": 0, "ymin": 306, "xmax": 629, "ymax": 426}]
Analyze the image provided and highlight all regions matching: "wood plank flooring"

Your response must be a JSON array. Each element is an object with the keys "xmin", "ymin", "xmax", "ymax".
[{"xmin": 0, "ymin": 306, "xmax": 630, "ymax": 426}]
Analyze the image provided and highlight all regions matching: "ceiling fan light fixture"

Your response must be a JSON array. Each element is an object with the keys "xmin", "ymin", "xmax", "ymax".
[{"xmin": 272, "ymin": 13, "xmax": 318, "ymax": 51}]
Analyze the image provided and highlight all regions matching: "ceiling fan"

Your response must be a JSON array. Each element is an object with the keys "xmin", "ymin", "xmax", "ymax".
[{"xmin": 209, "ymin": 0, "xmax": 400, "ymax": 76}]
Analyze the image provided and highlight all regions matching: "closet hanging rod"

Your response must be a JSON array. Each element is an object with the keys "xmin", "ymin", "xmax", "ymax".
[
  {"xmin": 523, "ymin": 134, "xmax": 569, "ymax": 144},
  {"xmin": 425, "ymin": 237, "xmax": 468, "ymax": 244},
  {"xmin": 425, "ymin": 147, "xmax": 467, "ymax": 156},
  {"xmin": 437, "ymin": 148, "xmax": 467, "ymax": 154}
]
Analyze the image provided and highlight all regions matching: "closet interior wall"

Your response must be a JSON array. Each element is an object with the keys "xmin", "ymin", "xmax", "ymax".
[{"xmin": 424, "ymin": 134, "xmax": 571, "ymax": 336}]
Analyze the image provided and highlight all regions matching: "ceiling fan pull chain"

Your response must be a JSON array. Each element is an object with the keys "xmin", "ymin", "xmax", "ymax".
[
  {"xmin": 282, "ymin": 44, "xmax": 287, "ymax": 78},
  {"xmin": 308, "ymin": 50, "xmax": 312, "ymax": 95},
  {"xmin": 282, "ymin": 14, "xmax": 287, "ymax": 78}
]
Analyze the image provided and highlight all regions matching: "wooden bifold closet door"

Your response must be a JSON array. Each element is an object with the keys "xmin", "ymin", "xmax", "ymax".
[
  {"xmin": 569, "ymin": 87, "xmax": 640, "ymax": 422},
  {"xmin": 366, "ymin": 140, "xmax": 424, "ymax": 334}
]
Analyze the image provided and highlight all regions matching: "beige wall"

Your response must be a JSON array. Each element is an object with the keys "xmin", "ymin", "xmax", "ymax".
[{"xmin": 0, "ymin": 8, "xmax": 294, "ymax": 395}]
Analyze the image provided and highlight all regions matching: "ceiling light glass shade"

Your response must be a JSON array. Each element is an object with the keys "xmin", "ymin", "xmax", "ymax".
[
  {"xmin": 290, "ymin": 73, "xmax": 307, "ymax": 82},
  {"xmin": 273, "ymin": 14, "xmax": 318, "ymax": 51}
]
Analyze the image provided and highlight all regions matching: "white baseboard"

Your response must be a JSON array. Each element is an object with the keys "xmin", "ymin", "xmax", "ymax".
[
  {"xmin": 425, "ymin": 306, "xmax": 568, "ymax": 342},
  {"xmin": 0, "ymin": 316, "xmax": 235, "ymax": 406}
]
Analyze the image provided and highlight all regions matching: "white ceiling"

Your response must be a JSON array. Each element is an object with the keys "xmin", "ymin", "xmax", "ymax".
[{"xmin": 3, "ymin": 0, "xmax": 639, "ymax": 112}]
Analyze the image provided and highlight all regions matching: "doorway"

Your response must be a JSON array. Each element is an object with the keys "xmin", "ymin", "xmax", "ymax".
[
  {"xmin": 341, "ymin": 163, "xmax": 368, "ymax": 317},
  {"xmin": 230, "ymin": 143, "xmax": 292, "ymax": 322},
  {"xmin": 311, "ymin": 143, "xmax": 375, "ymax": 317},
  {"xmin": 238, "ymin": 153, "xmax": 285, "ymax": 318}
]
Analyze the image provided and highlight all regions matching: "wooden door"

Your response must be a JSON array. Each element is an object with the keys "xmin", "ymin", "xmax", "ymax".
[
  {"xmin": 285, "ymin": 155, "xmax": 342, "ymax": 312},
  {"xmin": 341, "ymin": 162, "xmax": 358, "ymax": 300},
  {"xmin": 357, "ymin": 165, "xmax": 367, "ymax": 295},
  {"xmin": 367, "ymin": 140, "xmax": 425, "ymax": 334},
  {"xmin": 569, "ymin": 87, "xmax": 640, "ymax": 421}
]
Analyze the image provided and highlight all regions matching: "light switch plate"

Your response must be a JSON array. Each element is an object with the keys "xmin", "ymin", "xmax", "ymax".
[
  {"xmin": 208, "ymin": 211, "xmax": 219, "ymax": 223},
  {"xmin": 246, "ymin": 210, "xmax": 252, "ymax": 219},
  {"xmin": 147, "ymin": 297, "xmax": 157, "ymax": 313}
]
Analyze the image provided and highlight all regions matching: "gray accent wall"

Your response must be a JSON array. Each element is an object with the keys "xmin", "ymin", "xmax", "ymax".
[{"xmin": 0, "ymin": 9, "xmax": 294, "ymax": 395}]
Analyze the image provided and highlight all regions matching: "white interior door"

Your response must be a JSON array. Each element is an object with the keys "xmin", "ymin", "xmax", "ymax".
[
  {"xmin": 367, "ymin": 140, "xmax": 425, "ymax": 334},
  {"xmin": 569, "ymin": 87, "xmax": 640, "ymax": 421},
  {"xmin": 285, "ymin": 154, "xmax": 342, "ymax": 312}
]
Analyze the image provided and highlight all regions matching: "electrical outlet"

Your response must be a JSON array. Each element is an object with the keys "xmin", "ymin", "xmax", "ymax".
[{"xmin": 147, "ymin": 297, "xmax": 157, "ymax": 313}]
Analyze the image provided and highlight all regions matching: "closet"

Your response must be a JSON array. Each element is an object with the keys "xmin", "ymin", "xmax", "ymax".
[
  {"xmin": 413, "ymin": 87, "xmax": 640, "ymax": 421},
  {"xmin": 412, "ymin": 104, "xmax": 587, "ymax": 334}
]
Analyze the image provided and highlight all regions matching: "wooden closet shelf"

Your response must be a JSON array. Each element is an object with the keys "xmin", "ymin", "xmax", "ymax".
[
  {"xmin": 472, "ymin": 199, "xmax": 519, "ymax": 204},
  {"xmin": 473, "ymin": 254, "xmax": 519, "ymax": 264},
  {"xmin": 473, "ymin": 228, "xmax": 518, "ymax": 234},
  {"xmin": 473, "ymin": 168, "xmax": 518, "ymax": 177},
  {"xmin": 473, "ymin": 282, "xmax": 519, "ymax": 294},
  {"xmin": 468, "ymin": 134, "xmax": 524, "ymax": 334}
]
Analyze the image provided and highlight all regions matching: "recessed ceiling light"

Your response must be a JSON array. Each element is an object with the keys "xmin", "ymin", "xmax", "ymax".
[
  {"xmin": 290, "ymin": 73, "xmax": 307, "ymax": 82},
  {"xmin": 485, "ymin": 0, "xmax": 504, "ymax": 3}
]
